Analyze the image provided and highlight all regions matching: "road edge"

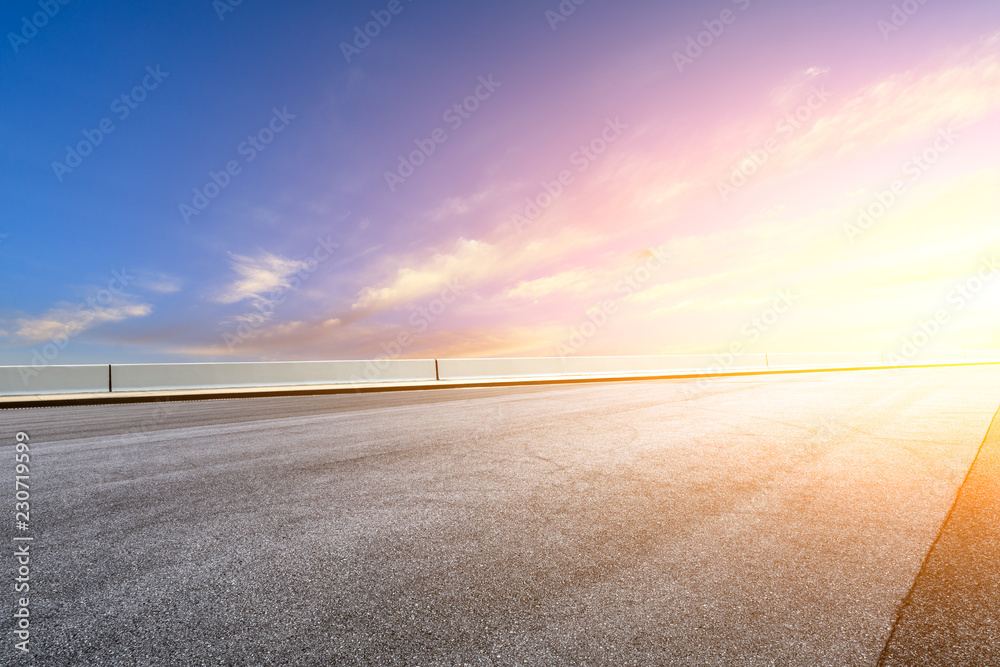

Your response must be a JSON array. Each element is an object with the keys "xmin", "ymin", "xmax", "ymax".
[{"xmin": 3, "ymin": 361, "xmax": 998, "ymax": 409}]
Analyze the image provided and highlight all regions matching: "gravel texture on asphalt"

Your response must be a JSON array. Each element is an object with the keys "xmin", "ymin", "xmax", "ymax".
[{"xmin": 2, "ymin": 366, "xmax": 999, "ymax": 665}]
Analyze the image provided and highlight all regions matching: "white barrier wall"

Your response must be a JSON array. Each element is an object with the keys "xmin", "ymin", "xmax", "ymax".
[
  {"xmin": 110, "ymin": 360, "xmax": 438, "ymax": 392},
  {"xmin": 883, "ymin": 350, "xmax": 968, "ymax": 365},
  {"xmin": 437, "ymin": 354, "xmax": 768, "ymax": 381},
  {"xmin": 4, "ymin": 353, "xmax": 1000, "ymax": 397},
  {"xmin": 966, "ymin": 351, "xmax": 1000, "ymax": 363},
  {"xmin": 0, "ymin": 365, "xmax": 109, "ymax": 396},
  {"xmin": 766, "ymin": 352, "xmax": 884, "ymax": 369}
]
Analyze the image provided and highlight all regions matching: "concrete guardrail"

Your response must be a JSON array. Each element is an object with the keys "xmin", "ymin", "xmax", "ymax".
[
  {"xmin": 109, "ymin": 360, "xmax": 439, "ymax": 392},
  {"xmin": 2, "ymin": 353, "xmax": 999, "ymax": 397},
  {"xmin": 965, "ymin": 351, "xmax": 1000, "ymax": 363},
  {"xmin": 765, "ymin": 352, "xmax": 884, "ymax": 369},
  {"xmin": 0, "ymin": 364, "xmax": 110, "ymax": 396},
  {"xmin": 437, "ymin": 354, "xmax": 768, "ymax": 381},
  {"xmin": 882, "ymin": 350, "xmax": 968, "ymax": 365}
]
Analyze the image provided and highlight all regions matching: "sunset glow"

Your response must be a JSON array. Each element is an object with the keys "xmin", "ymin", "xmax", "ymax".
[{"xmin": 2, "ymin": 1, "xmax": 999, "ymax": 363}]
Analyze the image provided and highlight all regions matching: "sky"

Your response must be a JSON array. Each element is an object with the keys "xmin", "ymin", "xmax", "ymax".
[{"xmin": 2, "ymin": 0, "xmax": 1000, "ymax": 365}]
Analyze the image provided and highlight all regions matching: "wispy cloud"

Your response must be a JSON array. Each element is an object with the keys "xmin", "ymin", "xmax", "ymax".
[
  {"xmin": 215, "ymin": 251, "xmax": 311, "ymax": 305},
  {"xmin": 11, "ymin": 299, "xmax": 152, "ymax": 343},
  {"xmin": 351, "ymin": 238, "xmax": 497, "ymax": 312},
  {"xmin": 780, "ymin": 35, "xmax": 1000, "ymax": 166},
  {"xmin": 503, "ymin": 269, "xmax": 596, "ymax": 301}
]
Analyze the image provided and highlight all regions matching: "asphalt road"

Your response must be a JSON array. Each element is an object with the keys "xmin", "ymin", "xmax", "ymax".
[{"xmin": 2, "ymin": 366, "xmax": 999, "ymax": 665}]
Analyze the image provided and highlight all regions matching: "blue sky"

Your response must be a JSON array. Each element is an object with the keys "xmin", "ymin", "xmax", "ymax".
[{"xmin": 2, "ymin": 0, "xmax": 1000, "ymax": 365}]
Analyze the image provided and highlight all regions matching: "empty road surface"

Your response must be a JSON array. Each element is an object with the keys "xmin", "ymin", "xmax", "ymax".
[{"xmin": 2, "ymin": 366, "xmax": 1000, "ymax": 665}]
